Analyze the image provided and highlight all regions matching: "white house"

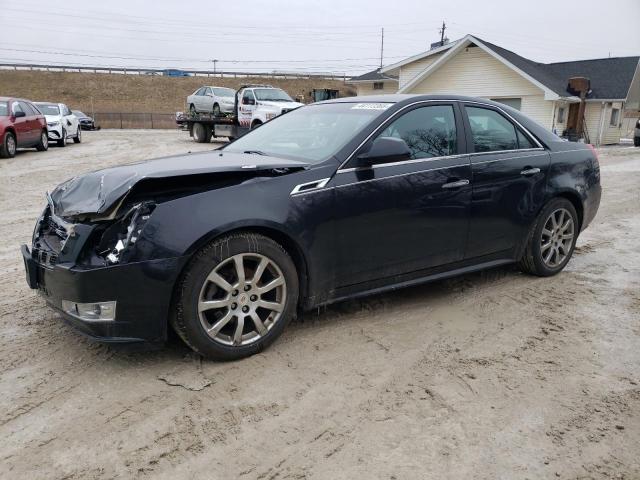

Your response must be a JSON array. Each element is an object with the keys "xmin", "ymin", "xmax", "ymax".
[
  {"xmin": 346, "ymin": 68, "xmax": 398, "ymax": 96},
  {"xmin": 354, "ymin": 35, "xmax": 640, "ymax": 145}
]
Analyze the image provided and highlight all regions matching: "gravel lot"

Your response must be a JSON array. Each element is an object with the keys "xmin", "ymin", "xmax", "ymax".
[{"xmin": 1, "ymin": 130, "xmax": 639, "ymax": 479}]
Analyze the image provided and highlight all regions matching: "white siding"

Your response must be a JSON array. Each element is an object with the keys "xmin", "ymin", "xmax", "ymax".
[
  {"xmin": 353, "ymin": 81, "xmax": 398, "ymax": 96},
  {"xmin": 584, "ymin": 101, "xmax": 623, "ymax": 145},
  {"xmin": 398, "ymin": 52, "xmax": 445, "ymax": 89},
  {"xmin": 405, "ymin": 46, "xmax": 554, "ymax": 128}
]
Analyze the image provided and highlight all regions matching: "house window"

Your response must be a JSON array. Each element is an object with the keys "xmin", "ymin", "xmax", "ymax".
[
  {"xmin": 557, "ymin": 107, "xmax": 566, "ymax": 124},
  {"xmin": 610, "ymin": 107, "xmax": 620, "ymax": 126},
  {"xmin": 490, "ymin": 97, "xmax": 522, "ymax": 111},
  {"xmin": 373, "ymin": 82, "xmax": 384, "ymax": 90}
]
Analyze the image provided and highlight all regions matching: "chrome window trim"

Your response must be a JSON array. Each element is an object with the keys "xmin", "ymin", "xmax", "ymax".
[
  {"xmin": 471, "ymin": 152, "xmax": 548, "ymax": 165},
  {"xmin": 336, "ymin": 98, "xmax": 546, "ymax": 172},
  {"xmin": 469, "ymin": 147, "xmax": 545, "ymax": 158},
  {"xmin": 338, "ymin": 152, "xmax": 469, "ymax": 174},
  {"xmin": 335, "ymin": 163, "xmax": 471, "ymax": 190}
]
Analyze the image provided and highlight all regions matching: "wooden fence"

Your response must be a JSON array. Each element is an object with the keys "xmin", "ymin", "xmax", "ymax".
[{"xmin": 93, "ymin": 112, "xmax": 177, "ymax": 129}]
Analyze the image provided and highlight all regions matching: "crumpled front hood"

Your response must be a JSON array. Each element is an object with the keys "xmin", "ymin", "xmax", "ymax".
[{"xmin": 50, "ymin": 150, "xmax": 308, "ymax": 218}]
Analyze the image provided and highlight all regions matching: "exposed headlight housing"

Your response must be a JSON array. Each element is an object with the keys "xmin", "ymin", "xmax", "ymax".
[
  {"xmin": 265, "ymin": 112, "xmax": 278, "ymax": 120},
  {"xmin": 48, "ymin": 121, "xmax": 61, "ymax": 127},
  {"xmin": 98, "ymin": 202, "xmax": 155, "ymax": 265}
]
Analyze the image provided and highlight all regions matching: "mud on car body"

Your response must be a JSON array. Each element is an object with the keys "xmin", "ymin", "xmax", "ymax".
[{"xmin": 22, "ymin": 94, "xmax": 601, "ymax": 360}]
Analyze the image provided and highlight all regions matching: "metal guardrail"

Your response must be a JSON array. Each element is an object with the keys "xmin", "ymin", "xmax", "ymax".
[{"xmin": 0, "ymin": 62, "xmax": 348, "ymax": 81}]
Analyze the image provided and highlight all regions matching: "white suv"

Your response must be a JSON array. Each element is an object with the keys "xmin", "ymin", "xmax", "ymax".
[
  {"xmin": 35, "ymin": 102, "xmax": 81, "ymax": 147},
  {"xmin": 237, "ymin": 86, "xmax": 304, "ymax": 129},
  {"xmin": 187, "ymin": 86, "xmax": 236, "ymax": 116}
]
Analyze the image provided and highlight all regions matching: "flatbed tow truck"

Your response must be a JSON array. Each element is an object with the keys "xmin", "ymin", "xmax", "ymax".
[{"xmin": 176, "ymin": 84, "xmax": 304, "ymax": 143}]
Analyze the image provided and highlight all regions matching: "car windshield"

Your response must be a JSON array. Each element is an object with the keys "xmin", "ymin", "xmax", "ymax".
[
  {"xmin": 213, "ymin": 88, "xmax": 235, "ymax": 97},
  {"xmin": 38, "ymin": 104, "xmax": 60, "ymax": 115},
  {"xmin": 72, "ymin": 110, "xmax": 86, "ymax": 117},
  {"xmin": 224, "ymin": 102, "xmax": 392, "ymax": 163},
  {"xmin": 0, "ymin": 101, "xmax": 7, "ymax": 116},
  {"xmin": 253, "ymin": 88, "xmax": 293, "ymax": 102}
]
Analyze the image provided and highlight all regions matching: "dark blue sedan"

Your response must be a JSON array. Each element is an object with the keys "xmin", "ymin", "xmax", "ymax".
[{"xmin": 23, "ymin": 95, "xmax": 601, "ymax": 360}]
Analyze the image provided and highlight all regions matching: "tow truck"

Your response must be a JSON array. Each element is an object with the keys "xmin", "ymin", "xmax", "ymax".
[{"xmin": 176, "ymin": 84, "xmax": 303, "ymax": 143}]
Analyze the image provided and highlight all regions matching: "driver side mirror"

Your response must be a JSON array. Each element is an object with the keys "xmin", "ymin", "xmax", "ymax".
[
  {"xmin": 356, "ymin": 137, "xmax": 411, "ymax": 167},
  {"xmin": 14, "ymin": 111, "xmax": 26, "ymax": 118}
]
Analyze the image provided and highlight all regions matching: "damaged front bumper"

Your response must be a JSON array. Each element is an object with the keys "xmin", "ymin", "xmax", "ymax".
[
  {"xmin": 22, "ymin": 244, "xmax": 188, "ymax": 344},
  {"xmin": 23, "ymin": 201, "xmax": 188, "ymax": 345}
]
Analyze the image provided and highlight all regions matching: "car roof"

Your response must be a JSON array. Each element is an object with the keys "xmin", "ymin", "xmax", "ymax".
[
  {"xmin": 316, "ymin": 93, "xmax": 520, "ymax": 105},
  {"xmin": 34, "ymin": 102, "xmax": 61, "ymax": 106},
  {"xmin": 0, "ymin": 96, "xmax": 31, "ymax": 102},
  {"xmin": 316, "ymin": 94, "xmax": 561, "ymax": 147}
]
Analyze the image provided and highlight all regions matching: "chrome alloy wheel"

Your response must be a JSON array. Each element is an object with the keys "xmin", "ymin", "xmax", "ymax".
[
  {"xmin": 7, "ymin": 135, "xmax": 16, "ymax": 156},
  {"xmin": 540, "ymin": 208, "xmax": 574, "ymax": 268},
  {"xmin": 198, "ymin": 253, "xmax": 287, "ymax": 346},
  {"xmin": 41, "ymin": 132, "xmax": 48, "ymax": 149}
]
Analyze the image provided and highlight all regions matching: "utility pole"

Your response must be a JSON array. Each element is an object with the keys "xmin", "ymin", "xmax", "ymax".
[
  {"xmin": 211, "ymin": 59, "xmax": 218, "ymax": 74},
  {"xmin": 439, "ymin": 21, "xmax": 446, "ymax": 46},
  {"xmin": 380, "ymin": 27, "xmax": 384, "ymax": 69}
]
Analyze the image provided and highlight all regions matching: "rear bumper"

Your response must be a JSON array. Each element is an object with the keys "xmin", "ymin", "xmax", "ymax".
[
  {"xmin": 22, "ymin": 245, "xmax": 189, "ymax": 344},
  {"xmin": 582, "ymin": 182, "xmax": 602, "ymax": 231}
]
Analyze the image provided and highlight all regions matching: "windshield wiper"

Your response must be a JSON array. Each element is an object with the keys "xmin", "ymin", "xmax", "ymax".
[{"xmin": 243, "ymin": 150, "xmax": 267, "ymax": 155}]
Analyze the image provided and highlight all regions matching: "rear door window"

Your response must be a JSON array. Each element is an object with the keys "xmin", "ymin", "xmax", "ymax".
[{"xmin": 465, "ymin": 106, "xmax": 519, "ymax": 152}]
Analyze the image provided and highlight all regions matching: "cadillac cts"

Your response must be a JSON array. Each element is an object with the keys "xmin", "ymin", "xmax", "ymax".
[{"xmin": 22, "ymin": 95, "xmax": 601, "ymax": 360}]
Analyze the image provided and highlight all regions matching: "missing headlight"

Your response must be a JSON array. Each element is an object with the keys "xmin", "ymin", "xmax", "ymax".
[{"xmin": 98, "ymin": 201, "xmax": 155, "ymax": 265}]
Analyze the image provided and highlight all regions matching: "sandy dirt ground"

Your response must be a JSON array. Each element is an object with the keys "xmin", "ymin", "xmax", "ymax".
[{"xmin": 0, "ymin": 130, "xmax": 638, "ymax": 479}]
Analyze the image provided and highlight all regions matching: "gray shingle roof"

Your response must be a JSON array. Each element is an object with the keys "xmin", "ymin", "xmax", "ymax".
[
  {"xmin": 476, "ymin": 38, "xmax": 639, "ymax": 100},
  {"xmin": 348, "ymin": 68, "xmax": 398, "ymax": 82}
]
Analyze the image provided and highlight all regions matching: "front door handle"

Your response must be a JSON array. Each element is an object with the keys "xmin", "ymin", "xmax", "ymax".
[
  {"xmin": 442, "ymin": 179, "xmax": 470, "ymax": 189},
  {"xmin": 520, "ymin": 167, "xmax": 541, "ymax": 176}
]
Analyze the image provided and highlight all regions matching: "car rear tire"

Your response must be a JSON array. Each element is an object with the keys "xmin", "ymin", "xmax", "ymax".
[
  {"xmin": 189, "ymin": 104, "xmax": 197, "ymax": 115},
  {"xmin": 634, "ymin": 136, "xmax": 640, "ymax": 147},
  {"xmin": 192, "ymin": 122, "xmax": 211, "ymax": 143},
  {"xmin": 1, "ymin": 132, "xmax": 17, "ymax": 158},
  {"xmin": 57, "ymin": 128, "xmax": 67, "ymax": 147},
  {"xmin": 518, "ymin": 198, "xmax": 579, "ymax": 277},
  {"xmin": 35, "ymin": 130, "xmax": 48, "ymax": 151},
  {"xmin": 171, "ymin": 233, "xmax": 299, "ymax": 360},
  {"xmin": 73, "ymin": 127, "xmax": 81, "ymax": 144}
]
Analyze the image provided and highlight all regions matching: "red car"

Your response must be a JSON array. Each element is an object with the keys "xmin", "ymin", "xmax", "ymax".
[{"xmin": 0, "ymin": 97, "xmax": 48, "ymax": 158}]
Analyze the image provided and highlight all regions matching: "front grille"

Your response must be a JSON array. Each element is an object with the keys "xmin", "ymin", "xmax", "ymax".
[
  {"xmin": 32, "ymin": 206, "xmax": 69, "ymax": 267},
  {"xmin": 32, "ymin": 247, "xmax": 58, "ymax": 267}
]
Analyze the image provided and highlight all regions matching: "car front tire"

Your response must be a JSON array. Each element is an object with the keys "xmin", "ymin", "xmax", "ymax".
[
  {"xmin": 1, "ymin": 132, "xmax": 17, "ymax": 158},
  {"xmin": 171, "ymin": 233, "xmax": 299, "ymax": 360},
  {"xmin": 213, "ymin": 103, "xmax": 220, "ymax": 116},
  {"xmin": 57, "ymin": 128, "xmax": 67, "ymax": 147},
  {"xmin": 518, "ymin": 198, "xmax": 579, "ymax": 277},
  {"xmin": 634, "ymin": 136, "xmax": 640, "ymax": 147},
  {"xmin": 35, "ymin": 130, "xmax": 48, "ymax": 151},
  {"xmin": 73, "ymin": 127, "xmax": 81, "ymax": 143}
]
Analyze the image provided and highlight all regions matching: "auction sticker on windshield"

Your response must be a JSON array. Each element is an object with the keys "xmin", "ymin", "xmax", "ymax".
[{"xmin": 351, "ymin": 103, "xmax": 392, "ymax": 110}]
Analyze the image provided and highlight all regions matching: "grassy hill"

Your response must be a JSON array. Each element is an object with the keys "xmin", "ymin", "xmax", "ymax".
[{"xmin": 0, "ymin": 70, "xmax": 353, "ymax": 114}]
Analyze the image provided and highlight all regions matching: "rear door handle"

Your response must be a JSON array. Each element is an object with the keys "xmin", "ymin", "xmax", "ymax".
[
  {"xmin": 520, "ymin": 167, "xmax": 541, "ymax": 176},
  {"xmin": 442, "ymin": 179, "xmax": 470, "ymax": 189}
]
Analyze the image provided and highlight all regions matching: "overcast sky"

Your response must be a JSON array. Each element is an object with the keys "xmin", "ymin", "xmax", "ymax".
[{"xmin": 0, "ymin": 0, "xmax": 638, "ymax": 76}]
